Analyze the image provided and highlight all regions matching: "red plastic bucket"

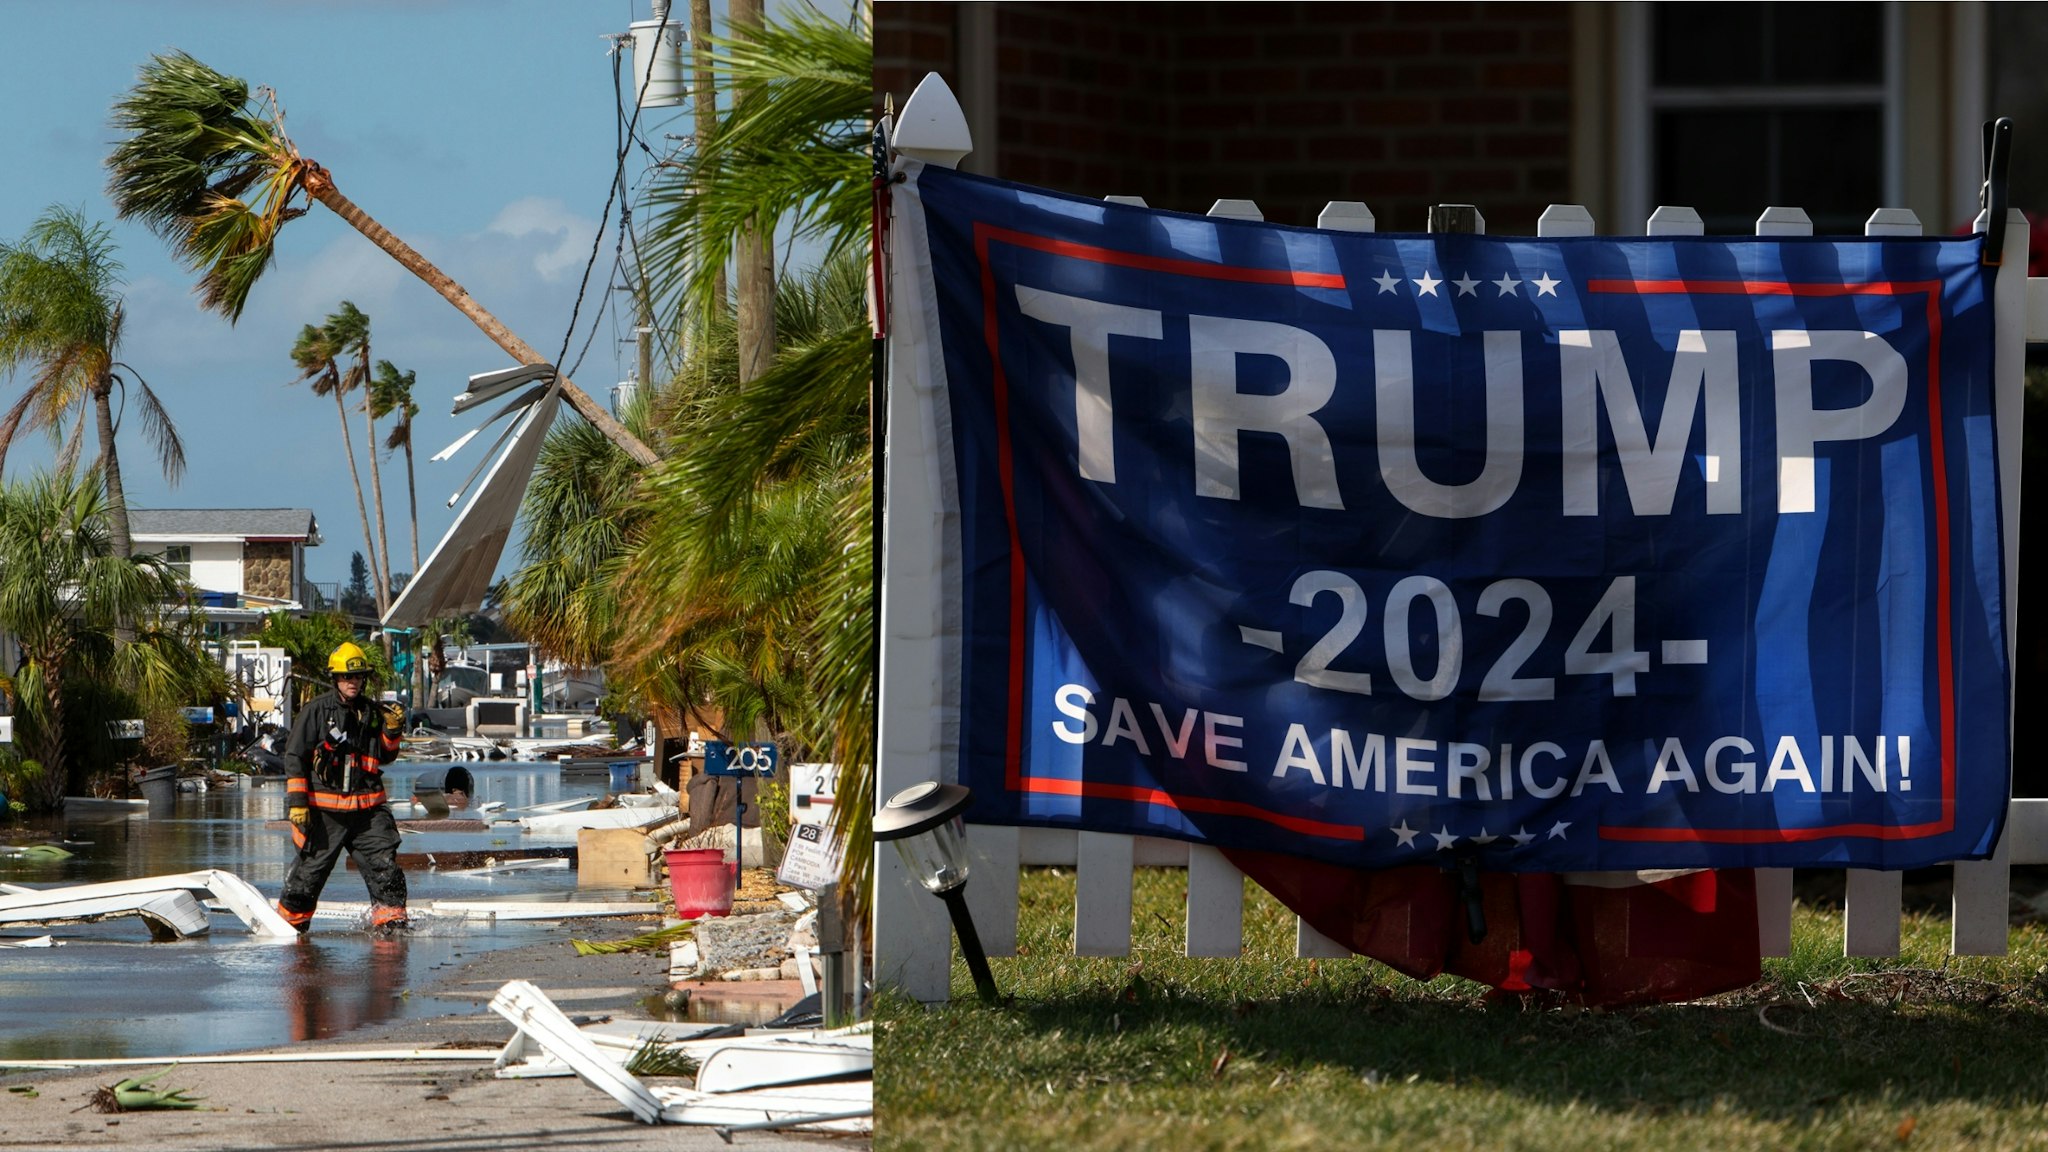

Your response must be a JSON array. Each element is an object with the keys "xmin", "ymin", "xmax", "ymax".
[{"xmin": 665, "ymin": 848, "xmax": 735, "ymax": 918}]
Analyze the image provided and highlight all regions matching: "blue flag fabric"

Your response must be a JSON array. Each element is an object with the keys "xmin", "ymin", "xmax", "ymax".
[{"xmin": 899, "ymin": 163, "xmax": 2009, "ymax": 872}]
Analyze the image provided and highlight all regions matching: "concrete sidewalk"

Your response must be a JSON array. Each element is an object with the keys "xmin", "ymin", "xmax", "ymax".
[{"xmin": 0, "ymin": 926, "xmax": 862, "ymax": 1151}]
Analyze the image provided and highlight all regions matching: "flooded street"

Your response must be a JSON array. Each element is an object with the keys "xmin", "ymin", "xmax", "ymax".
[{"xmin": 0, "ymin": 762, "xmax": 652, "ymax": 1061}]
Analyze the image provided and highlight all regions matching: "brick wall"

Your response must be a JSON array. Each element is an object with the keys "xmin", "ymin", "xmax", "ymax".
[
  {"xmin": 874, "ymin": 2, "xmax": 959, "ymax": 120},
  {"xmin": 874, "ymin": 1, "xmax": 1574, "ymax": 234}
]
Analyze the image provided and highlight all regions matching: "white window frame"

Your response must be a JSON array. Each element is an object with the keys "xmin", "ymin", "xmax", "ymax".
[{"xmin": 1615, "ymin": 1, "xmax": 1905, "ymax": 231}]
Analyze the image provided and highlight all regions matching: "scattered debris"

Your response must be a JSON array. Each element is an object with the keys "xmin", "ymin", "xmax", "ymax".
[
  {"xmin": 571, "ymin": 923, "xmax": 693, "ymax": 956},
  {"xmin": 0, "ymin": 935, "xmax": 58, "ymax": 949},
  {"xmin": 625, "ymin": 1037, "xmax": 700, "ymax": 1078},
  {"xmin": 0, "ymin": 845, "xmax": 72, "ymax": 860},
  {"xmin": 521, "ymin": 807, "xmax": 677, "ymax": 836},
  {"xmin": 439, "ymin": 858, "xmax": 569, "ymax": 877},
  {"xmin": 487, "ymin": 980, "xmax": 869, "ymax": 1132},
  {"xmin": 685, "ymin": 910, "xmax": 802, "ymax": 979},
  {"xmin": 1, "ymin": 1049, "xmax": 501, "ymax": 1072},
  {"xmin": 87, "ymin": 1065, "xmax": 204, "ymax": 1112},
  {"xmin": 0, "ymin": 870, "xmax": 295, "ymax": 940},
  {"xmin": 310, "ymin": 897, "xmax": 656, "ymax": 923}
]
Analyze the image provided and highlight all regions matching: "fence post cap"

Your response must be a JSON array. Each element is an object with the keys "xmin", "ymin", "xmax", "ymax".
[
  {"xmin": 1537, "ymin": 204, "xmax": 1595, "ymax": 237},
  {"xmin": 1317, "ymin": 202, "xmax": 1376, "ymax": 232},
  {"xmin": 1646, "ymin": 205, "xmax": 1704, "ymax": 236},
  {"xmin": 1755, "ymin": 206, "xmax": 1813, "ymax": 236},
  {"xmin": 895, "ymin": 72, "xmax": 973, "ymax": 169}
]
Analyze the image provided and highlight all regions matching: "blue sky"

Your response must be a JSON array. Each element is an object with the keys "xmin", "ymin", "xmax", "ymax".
[{"xmin": 0, "ymin": 0, "xmax": 794, "ymax": 591}]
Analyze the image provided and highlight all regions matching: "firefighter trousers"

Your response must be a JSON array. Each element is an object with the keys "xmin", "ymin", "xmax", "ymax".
[{"xmin": 279, "ymin": 805, "xmax": 408, "ymax": 920}]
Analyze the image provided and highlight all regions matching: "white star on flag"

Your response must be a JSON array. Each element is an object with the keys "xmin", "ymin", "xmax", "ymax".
[
  {"xmin": 1452, "ymin": 272, "xmax": 1479, "ymax": 296},
  {"xmin": 1548, "ymin": 820, "xmax": 1571, "ymax": 840},
  {"xmin": 1412, "ymin": 270, "xmax": 1441, "ymax": 296},
  {"xmin": 1511, "ymin": 827, "xmax": 1535, "ymax": 846},
  {"xmin": 1469, "ymin": 828, "xmax": 1497, "ymax": 845},
  {"xmin": 1533, "ymin": 272, "xmax": 1561, "ymax": 297},
  {"xmin": 1431, "ymin": 826, "xmax": 1458, "ymax": 851},
  {"xmin": 1493, "ymin": 272, "xmax": 1521, "ymax": 296},
  {"xmin": 1391, "ymin": 820, "xmax": 1420, "ymax": 848},
  {"xmin": 1374, "ymin": 270, "xmax": 1400, "ymax": 294}
]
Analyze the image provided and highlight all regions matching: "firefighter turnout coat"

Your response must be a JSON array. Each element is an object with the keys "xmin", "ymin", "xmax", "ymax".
[{"xmin": 284, "ymin": 690, "xmax": 402, "ymax": 812}]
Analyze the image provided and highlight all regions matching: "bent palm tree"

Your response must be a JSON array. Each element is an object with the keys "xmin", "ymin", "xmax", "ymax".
[
  {"xmin": 370, "ymin": 360, "xmax": 421, "ymax": 574},
  {"xmin": 105, "ymin": 51, "xmax": 656, "ymax": 466},
  {"xmin": 0, "ymin": 205, "xmax": 186, "ymax": 558}
]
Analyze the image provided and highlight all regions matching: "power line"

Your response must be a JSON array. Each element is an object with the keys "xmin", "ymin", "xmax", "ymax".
[{"xmin": 550, "ymin": 19, "xmax": 668, "ymax": 396}]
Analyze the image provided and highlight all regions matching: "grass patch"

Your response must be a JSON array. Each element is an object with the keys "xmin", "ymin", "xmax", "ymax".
[{"xmin": 876, "ymin": 867, "xmax": 2048, "ymax": 1151}]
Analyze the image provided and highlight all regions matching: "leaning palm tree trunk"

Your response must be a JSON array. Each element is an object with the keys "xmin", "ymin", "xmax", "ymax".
[
  {"xmin": 328, "ymin": 376, "xmax": 380, "ymax": 617},
  {"xmin": 360, "ymin": 354, "xmax": 393, "ymax": 611},
  {"xmin": 301, "ymin": 169, "xmax": 657, "ymax": 467},
  {"xmin": 403, "ymin": 432, "xmax": 419, "ymax": 573}
]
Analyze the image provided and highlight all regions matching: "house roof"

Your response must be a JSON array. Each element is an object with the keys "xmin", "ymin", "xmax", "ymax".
[{"xmin": 129, "ymin": 508, "xmax": 322, "ymax": 545}]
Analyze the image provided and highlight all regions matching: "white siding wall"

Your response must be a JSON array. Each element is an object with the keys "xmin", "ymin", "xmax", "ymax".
[{"xmin": 190, "ymin": 542, "xmax": 244, "ymax": 595}]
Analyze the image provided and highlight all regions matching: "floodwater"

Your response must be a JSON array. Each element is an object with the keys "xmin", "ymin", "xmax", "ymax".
[{"xmin": 0, "ymin": 762, "xmax": 651, "ymax": 1061}]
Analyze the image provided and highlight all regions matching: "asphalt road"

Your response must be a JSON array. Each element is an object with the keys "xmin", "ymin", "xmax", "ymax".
[{"xmin": 0, "ymin": 922, "xmax": 865, "ymax": 1152}]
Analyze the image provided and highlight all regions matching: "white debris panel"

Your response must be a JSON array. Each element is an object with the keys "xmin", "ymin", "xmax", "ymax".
[{"xmin": 0, "ymin": 870, "xmax": 297, "ymax": 940}]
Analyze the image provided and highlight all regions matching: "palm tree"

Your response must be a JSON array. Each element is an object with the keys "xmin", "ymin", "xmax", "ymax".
[
  {"xmin": 324, "ymin": 302, "xmax": 392, "ymax": 614},
  {"xmin": 288, "ymin": 308, "xmax": 385, "ymax": 616},
  {"xmin": 105, "ymin": 50, "xmax": 656, "ymax": 466},
  {"xmin": 0, "ymin": 206, "xmax": 186, "ymax": 558},
  {"xmin": 641, "ymin": 8, "xmax": 874, "ymax": 895},
  {"xmin": 0, "ymin": 471, "xmax": 198, "ymax": 809},
  {"xmin": 369, "ymin": 359, "xmax": 422, "ymax": 575},
  {"xmin": 613, "ymin": 253, "xmax": 872, "ymax": 865}
]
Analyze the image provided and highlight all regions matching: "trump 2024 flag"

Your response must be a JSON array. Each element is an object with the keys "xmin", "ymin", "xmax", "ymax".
[{"xmin": 888, "ymin": 162, "xmax": 2010, "ymax": 874}]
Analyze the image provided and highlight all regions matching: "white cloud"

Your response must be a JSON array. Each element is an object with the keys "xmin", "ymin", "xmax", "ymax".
[{"xmin": 486, "ymin": 196, "xmax": 602, "ymax": 282}]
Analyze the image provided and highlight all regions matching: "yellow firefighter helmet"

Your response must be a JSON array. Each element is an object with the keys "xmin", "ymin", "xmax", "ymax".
[{"xmin": 327, "ymin": 642, "xmax": 372, "ymax": 675}]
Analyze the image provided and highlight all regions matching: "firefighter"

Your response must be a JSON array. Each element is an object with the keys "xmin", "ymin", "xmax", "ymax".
[{"xmin": 275, "ymin": 641, "xmax": 410, "ymax": 933}]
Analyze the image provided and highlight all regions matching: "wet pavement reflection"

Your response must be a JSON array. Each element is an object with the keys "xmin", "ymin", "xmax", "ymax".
[{"xmin": 0, "ymin": 762, "xmax": 646, "ymax": 1060}]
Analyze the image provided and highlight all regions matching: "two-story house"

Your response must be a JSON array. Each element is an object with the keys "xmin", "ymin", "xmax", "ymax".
[{"xmin": 130, "ymin": 508, "xmax": 323, "ymax": 632}]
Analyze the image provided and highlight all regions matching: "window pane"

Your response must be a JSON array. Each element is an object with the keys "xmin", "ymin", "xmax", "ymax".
[
  {"xmin": 1655, "ymin": 3, "xmax": 1883, "ymax": 87},
  {"xmin": 1655, "ymin": 109, "xmax": 1770, "ymax": 233},
  {"xmin": 1776, "ymin": 107, "xmax": 1883, "ymax": 233},
  {"xmin": 1655, "ymin": 107, "xmax": 1882, "ymax": 234},
  {"xmin": 1769, "ymin": 4, "xmax": 1883, "ymax": 85},
  {"xmin": 1654, "ymin": 5, "xmax": 1766, "ymax": 86}
]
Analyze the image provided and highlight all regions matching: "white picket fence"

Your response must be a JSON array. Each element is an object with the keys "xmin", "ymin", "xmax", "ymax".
[{"xmin": 875, "ymin": 74, "xmax": 2040, "ymax": 1002}]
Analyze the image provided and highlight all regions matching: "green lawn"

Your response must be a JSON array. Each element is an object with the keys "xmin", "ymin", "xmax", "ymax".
[{"xmin": 876, "ymin": 867, "xmax": 2048, "ymax": 1151}]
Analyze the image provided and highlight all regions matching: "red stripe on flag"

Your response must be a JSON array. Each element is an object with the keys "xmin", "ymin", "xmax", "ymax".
[{"xmin": 972, "ymin": 220, "xmax": 1345, "ymax": 798}]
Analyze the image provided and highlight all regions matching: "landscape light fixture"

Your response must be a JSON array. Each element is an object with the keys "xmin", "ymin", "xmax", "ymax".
[{"xmin": 874, "ymin": 781, "xmax": 999, "ymax": 1004}]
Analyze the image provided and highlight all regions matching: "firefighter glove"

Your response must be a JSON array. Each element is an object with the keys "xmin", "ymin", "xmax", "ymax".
[
  {"xmin": 383, "ymin": 704, "xmax": 405, "ymax": 734},
  {"xmin": 288, "ymin": 805, "xmax": 309, "ymax": 829}
]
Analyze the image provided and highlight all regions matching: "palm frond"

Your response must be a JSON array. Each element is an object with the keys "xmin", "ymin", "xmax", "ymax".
[
  {"xmin": 107, "ymin": 51, "xmax": 302, "ymax": 322},
  {"xmin": 640, "ymin": 9, "xmax": 871, "ymax": 320},
  {"xmin": 119, "ymin": 367, "xmax": 187, "ymax": 486}
]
